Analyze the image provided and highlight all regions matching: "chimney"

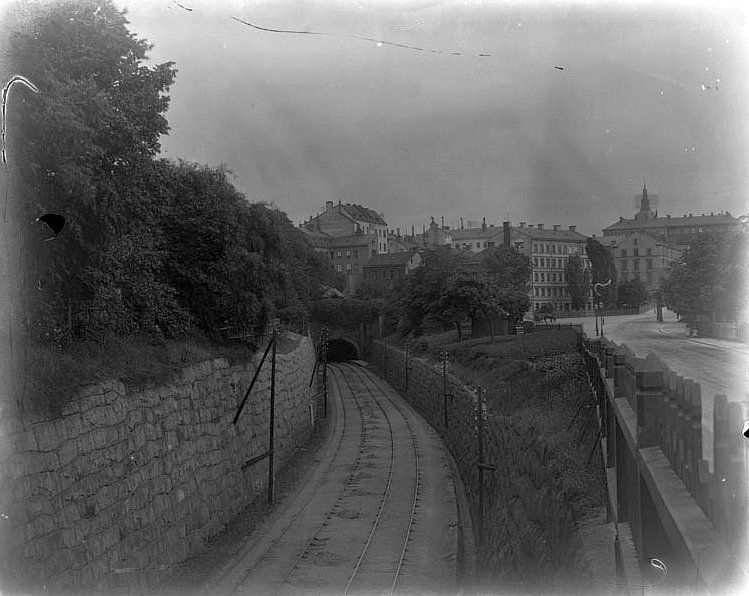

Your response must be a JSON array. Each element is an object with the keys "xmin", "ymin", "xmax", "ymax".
[
  {"xmin": 460, "ymin": 217, "xmax": 464, "ymax": 229},
  {"xmin": 519, "ymin": 222, "xmax": 526, "ymax": 228},
  {"xmin": 326, "ymin": 200, "xmax": 334, "ymax": 211},
  {"xmin": 482, "ymin": 217, "xmax": 487, "ymax": 231},
  {"xmin": 568, "ymin": 225, "xmax": 576, "ymax": 232},
  {"xmin": 619, "ymin": 217, "xmax": 624, "ymax": 222},
  {"xmin": 441, "ymin": 216, "xmax": 444, "ymax": 228},
  {"xmin": 503, "ymin": 221, "xmax": 511, "ymax": 248},
  {"xmin": 412, "ymin": 225, "xmax": 415, "ymax": 238},
  {"xmin": 666, "ymin": 214, "xmax": 671, "ymax": 219},
  {"xmin": 537, "ymin": 223, "xmax": 544, "ymax": 230},
  {"xmin": 553, "ymin": 224, "xmax": 560, "ymax": 231}
]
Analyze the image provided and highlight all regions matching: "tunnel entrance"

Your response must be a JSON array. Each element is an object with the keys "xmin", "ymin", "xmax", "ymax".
[{"xmin": 328, "ymin": 337, "xmax": 359, "ymax": 362}]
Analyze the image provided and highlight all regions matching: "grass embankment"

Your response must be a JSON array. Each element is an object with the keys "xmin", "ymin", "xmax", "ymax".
[
  {"xmin": 22, "ymin": 333, "xmax": 301, "ymax": 419},
  {"xmin": 406, "ymin": 328, "xmax": 608, "ymax": 594}
]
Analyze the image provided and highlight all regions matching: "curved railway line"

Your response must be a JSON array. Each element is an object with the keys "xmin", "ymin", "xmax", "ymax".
[{"xmin": 207, "ymin": 362, "xmax": 456, "ymax": 596}]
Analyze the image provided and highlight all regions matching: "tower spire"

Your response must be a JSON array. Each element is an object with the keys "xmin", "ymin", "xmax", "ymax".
[{"xmin": 640, "ymin": 178, "xmax": 650, "ymax": 212}]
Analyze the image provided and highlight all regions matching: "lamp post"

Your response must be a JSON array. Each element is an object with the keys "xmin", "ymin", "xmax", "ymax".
[{"xmin": 593, "ymin": 279, "xmax": 612, "ymax": 337}]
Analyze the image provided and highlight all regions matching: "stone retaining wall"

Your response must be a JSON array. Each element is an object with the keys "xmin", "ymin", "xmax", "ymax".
[{"xmin": 0, "ymin": 333, "xmax": 317, "ymax": 594}]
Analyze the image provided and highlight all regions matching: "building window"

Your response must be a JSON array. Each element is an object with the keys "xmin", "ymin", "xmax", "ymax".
[
  {"xmin": 535, "ymin": 287, "xmax": 539, "ymax": 296},
  {"xmin": 647, "ymin": 272, "xmax": 653, "ymax": 282},
  {"xmin": 346, "ymin": 250, "xmax": 351, "ymax": 258},
  {"xmin": 646, "ymin": 258, "xmax": 653, "ymax": 270},
  {"xmin": 534, "ymin": 273, "xmax": 539, "ymax": 282},
  {"xmin": 353, "ymin": 250, "xmax": 358, "ymax": 258},
  {"xmin": 633, "ymin": 238, "xmax": 638, "ymax": 246},
  {"xmin": 346, "ymin": 263, "xmax": 351, "ymax": 271},
  {"xmin": 489, "ymin": 242, "xmax": 496, "ymax": 248},
  {"xmin": 534, "ymin": 258, "xmax": 538, "ymax": 266},
  {"xmin": 621, "ymin": 260, "xmax": 628, "ymax": 270},
  {"xmin": 634, "ymin": 272, "xmax": 640, "ymax": 280},
  {"xmin": 533, "ymin": 243, "xmax": 538, "ymax": 252},
  {"xmin": 336, "ymin": 264, "xmax": 342, "ymax": 272},
  {"xmin": 633, "ymin": 260, "xmax": 639, "ymax": 270},
  {"xmin": 633, "ymin": 248, "xmax": 639, "ymax": 257},
  {"xmin": 646, "ymin": 248, "xmax": 652, "ymax": 256},
  {"xmin": 621, "ymin": 249, "xmax": 627, "ymax": 257},
  {"xmin": 541, "ymin": 273, "xmax": 545, "ymax": 282}
]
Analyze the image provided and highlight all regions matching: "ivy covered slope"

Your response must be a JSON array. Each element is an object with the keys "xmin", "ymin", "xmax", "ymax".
[{"xmin": 9, "ymin": 0, "xmax": 338, "ymax": 346}]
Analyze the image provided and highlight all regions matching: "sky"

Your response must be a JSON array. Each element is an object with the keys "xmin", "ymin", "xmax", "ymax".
[{"xmin": 115, "ymin": 0, "xmax": 749, "ymax": 237}]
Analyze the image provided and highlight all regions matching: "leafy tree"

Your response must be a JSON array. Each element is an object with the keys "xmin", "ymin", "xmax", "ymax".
[
  {"xmin": 617, "ymin": 278, "xmax": 649, "ymax": 308},
  {"xmin": 564, "ymin": 254, "xmax": 590, "ymax": 311},
  {"xmin": 585, "ymin": 238, "xmax": 618, "ymax": 308},
  {"xmin": 9, "ymin": 0, "xmax": 178, "ymax": 340},
  {"xmin": 438, "ymin": 271, "xmax": 503, "ymax": 341},
  {"xmin": 535, "ymin": 303, "xmax": 557, "ymax": 323},
  {"xmin": 481, "ymin": 246, "xmax": 532, "ymax": 320},
  {"xmin": 482, "ymin": 246, "xmax": 532, "ymax": 288},
  {"xmin": 660, "ymin": 233, "xmax": 747, "ymax": 320}
]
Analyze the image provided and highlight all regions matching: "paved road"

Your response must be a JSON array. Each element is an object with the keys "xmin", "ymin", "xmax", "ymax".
[
  {"xmin": 206, "ymin": 362, "xmax": 458, "ymax": 596},
  {"xmin": 564, "ymin": 309, "xmax": 749, "ymax": 468}
]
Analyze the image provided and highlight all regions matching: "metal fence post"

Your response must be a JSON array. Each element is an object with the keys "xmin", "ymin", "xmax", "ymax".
[
  {"xmin": 476, "ymin": 387, "xmax": 496, "ymax": 574},
  {"xmin": 404, "ymin": 339, "xmax": 410, "ymax": 390},
  {"xmin": 322, "ymin": 328, "xmax": 329, "ymax": 418},
  {"xmin": 441, "ymin": 349, "xmax": 451, "ymax": 431},
  {"xmin": 268, "ymin": 329, "xmax": 277, "ymax": 505}
]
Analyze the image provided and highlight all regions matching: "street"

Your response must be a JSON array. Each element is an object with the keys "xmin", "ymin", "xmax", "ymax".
[{"xmin": 565, "ymin": 309, "xmax": 749, "ymax": 469}]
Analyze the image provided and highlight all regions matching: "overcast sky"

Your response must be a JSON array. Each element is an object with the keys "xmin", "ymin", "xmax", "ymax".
[{"xmin": 116, "ymin": 0, "xmax": 749, "ymax": 236}]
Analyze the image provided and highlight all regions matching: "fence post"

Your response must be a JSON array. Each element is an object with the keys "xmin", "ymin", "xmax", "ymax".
[
  {"xmin": 476, "ymin": 387, "xmax": 484, "ymax": 556},
  {"xmin": 404, "ymin": 339, "xmax": 410, "ymax": 391},
  {"xmin": 441, "ymin": 349, "xmax": 450, "ymax": 431},
  {"xmin": 322, "ymin": 328, "xmax": 329, "ymax": 418},
  {"xmin": 268, "ymin": 329, "xmax": 277, "ymax": 505}
]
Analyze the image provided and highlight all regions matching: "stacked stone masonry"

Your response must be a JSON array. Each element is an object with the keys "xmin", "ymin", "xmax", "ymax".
[{"xmin": 0, "ymin": 333, "xmax": 317, "ymax": 593}]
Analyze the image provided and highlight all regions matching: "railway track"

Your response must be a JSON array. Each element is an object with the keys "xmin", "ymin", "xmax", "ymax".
[{"xmin": 208, "ymin": 362, "xmax": 456, "ymax": 596}]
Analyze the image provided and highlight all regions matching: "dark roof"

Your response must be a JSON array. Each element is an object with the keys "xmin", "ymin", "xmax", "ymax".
[
  {"xmin": 603, "ymin": 213, "xmax": 740, "ymax": 232},
  {"xmin": 364, "ymin": 251, "xmax": 419, "ymax": 268},
  {"xmin": 512, "ymin": 227, "xmax": 588, "ymax": 242},
  {"xmin": 328, "ymin": 233, "xmax": 377, "ymax": 248},
  {"xmin": 342, "ymin": 203, "xmax": 388, "ymax": 226},
  {"xmin": 300, "ymin": 228, "xmax": 331, "ymax": 240},
  {"xmin": 600, "ymin": 230, "xmax": 687, "ymax": 251},
  {"xmin": 451, "ymin": 227, "xmax": 503, "ymax": 241}
]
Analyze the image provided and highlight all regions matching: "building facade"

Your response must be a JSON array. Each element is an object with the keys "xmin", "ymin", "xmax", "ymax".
[
  {"xmin": 450, "ymin": 218, "xmax": 504, "ymax": 252},
  {"xmin": 303, "ymin": 201, "xmax": 389, "ymax": 254},
  {"xmin": 600, "ymin": 232, "xmax": 684, "ymax": 295},
  {"xmin": 510, "ymin": 222, "xmax": 593, "ymax": 314},
  {"xmin": 328, "ymin": 232, "xmax": 378, "ymax": 295},
  {"xmin": 603, "ymin": 183, "xmax": 742, "ymax": 246},
  {"xmin": 363, "ymin": 251, "xmax": 422, "ymax": 291}
]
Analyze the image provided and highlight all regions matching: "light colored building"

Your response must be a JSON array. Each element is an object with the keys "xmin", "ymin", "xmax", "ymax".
[
  {"xmin": 450, "ymin": 218, "xmax": 504, "ymax": 252},
  {"xmin": 603, "ymin": 182, "xmax": 741, "ymax": 246},
  {"xmin": 304, "ymin": 200, "xmax": 389, "ymax": 254},
  {"xmin": 599, "ymin": 232, "xmax": 684, "ymax": 295},
  {"xmin": 510, "ymin": 222, "xmax": 593, "ymax": 314}
]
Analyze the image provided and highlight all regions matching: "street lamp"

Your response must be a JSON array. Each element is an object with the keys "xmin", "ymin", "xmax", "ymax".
[{"xmin": 593, "ymin": 279, "xmax": 612, "ymax": 337}]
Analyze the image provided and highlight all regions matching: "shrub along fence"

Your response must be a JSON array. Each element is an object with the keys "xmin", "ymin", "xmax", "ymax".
[{"xmin": 365, "ymin": 336, "xmax": 602, "ymax": 591}]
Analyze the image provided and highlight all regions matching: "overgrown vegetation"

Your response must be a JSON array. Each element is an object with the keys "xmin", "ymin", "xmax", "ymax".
[
  {"xmin": 409, "ymin": 329, "xmax": 606, "ymax": 592},
  {"xmin": 7, "ymin": 1, "xmax": 340, "ymax": 412},
  {"xmin": 393, "ymin": 246, "xmax": 531, "ymax": 337},
  {"xmin": 660, "ymin": 232, "xmax": 748, "ymax": 321}
]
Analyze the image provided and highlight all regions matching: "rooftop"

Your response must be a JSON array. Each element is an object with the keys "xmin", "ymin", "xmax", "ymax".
[
  {"xmin": 512, "ymin": 227, "xmax": 588, "ymax": 242},
  {"xmin": 341, "ymin": 203, "xmax": 388, "ymax": 226},
  {"xmin": 364, "ymin": 251, "xmax": 419, "ymax": 267},
  {"xmin": 604, "ymin": 212, "xmax": 739, "ymax": 232}
]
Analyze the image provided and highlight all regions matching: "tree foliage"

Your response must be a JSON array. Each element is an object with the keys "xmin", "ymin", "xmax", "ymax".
[
  {"xmin": 481, "ymin": 246, "xmax": 532, "ymax": 320},
  {"xmin": 9, "ymin": 1, "xmax": 336, "ymax": 344},
  {"xmin": 660, "ymin": 233, "xmax": 747, "ymax": 319},
  {"xmin": 617, "ymin": 278, "xmax": 649, "ymax": 308},
  {"xmin": 564, "ymin": 254, "xmax": 590, "ymax": 311},
  {"xmin": 585, "ymin": 238, "xmax": 618, "ymax": 307}
]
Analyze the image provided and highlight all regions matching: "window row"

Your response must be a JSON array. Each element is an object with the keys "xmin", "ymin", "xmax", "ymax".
[
  {"xmin": 534, "ymin": 272, "xmax": 565, "ymax": 283},
  {"xmin": 534, "ymin": 286, "xmax": 568, "ymax": 297},
  {"xmin": 532, "ymin": 243, "xmax": 581, "ymax": 255},
  {"xmin": 620, "ymin": 259, "xmax": 653, "ymax": 270},
  {"xmin": 620, "ymin": 248, "xmax": 653, "ymax": 257}
]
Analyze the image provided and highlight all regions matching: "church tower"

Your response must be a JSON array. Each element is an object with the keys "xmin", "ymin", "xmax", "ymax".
[{"xmin": 634, "ymin": 179, "xmax": 655, "ymax": 222}]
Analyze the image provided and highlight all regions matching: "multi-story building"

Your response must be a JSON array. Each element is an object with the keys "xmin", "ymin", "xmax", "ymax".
[
  {"xmin": 599, "ymin": 232, "xmax": 684, "ymax": 295},
  {"xmin": 450, "ymin": 218, "xmax": 504, "ymax": 252},
  {"xmin": 304, "ymin": 200, "xmax": 389, "ymax": 254},
  {"xmin": 510, "ymin": 222, "xmax": 593, "ymax": 314},
  {"xmin": 362, "ymin": 251, "xmax": 422, "ymax": 291},
  {"xmin": 603, "ymin": 183, "xmax": 742, "ymax": 246},
  {"xmin": 327, "ymin": 231, "xmax": 378, "ymax": 295}
]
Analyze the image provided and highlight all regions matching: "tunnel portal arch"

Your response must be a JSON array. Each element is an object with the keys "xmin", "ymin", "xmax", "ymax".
[{"xmin": 328, "ymin": 337, "xmax": 360, "ymax": 362}]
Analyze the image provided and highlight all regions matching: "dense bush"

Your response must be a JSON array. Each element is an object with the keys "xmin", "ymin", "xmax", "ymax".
[{"xmin": 8, "ymin": 0, "xmax": 336, "ymax": 346}]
